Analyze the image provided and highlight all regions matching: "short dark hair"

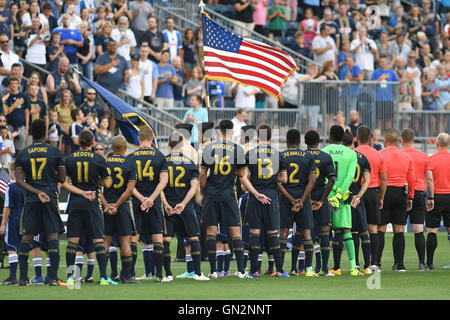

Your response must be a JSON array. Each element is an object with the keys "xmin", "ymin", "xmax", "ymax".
[
  {"xmin": 8, "ymin": 77, "xmax": 19, "ymax": 84},
  {"xmin": 71, "ymin": 108, "xmax": 81, "ymax": 121},
  {"xmin": 161, "ymin": 49, "xmax": 170, "ymax": 56},
  {"xmin": 257, "ymin": 124, "xmax": 272, "ymax": 142},
  {"xmin": 304, "ymin": 130, "xmax": 320, "ymax": 147},
  {"xmin": 320, "ymin": 23, "xmax": 328, "ymax": 33},
  {"xmin": 11, "ymin": 63, "xmax": 22, "ymax": 69},
  {"xmin": 191, "ymin": 94, "xmax": 202, "ymax": 103},
  {"xmin": 218, "ymin": 119, "xmax": 233, "ymax": 135},
  {"xmin": 400, "ymin": 128, "xmax": 414, "ymax": 143},
  {"xmin": 43, "ymin": 2, "xmax": 53, "ymax": 10},
  {"xmin": 0, "ymin": 125, "xmax": 7, "ymax": 131},
  {"xmin": 79, "ymin": 130, "xmax": 94, "ymax": 148},
  {"xmin": 31, "ymin": 119, "xmax": 47, "ymax": 140},
  {"xmin": 329, "ymin": 125, "xmax": 344, "ymax": 142},
  {"xmin": 379, "ymin": 54, "xmax": 388, "ymax": 60},
  {"xmin": 168, "ymin": 131, "xmax": 184, "ymax": 149},
  {"xmin": 342, "ymin": 130, "xmax": 353, "ymax": 146},
  {"xmin": 286, "ymin": 129, "xmax": 300, "ymax": 146},
  {"xmin": 356, "ymin": 125, "xmax": 371, "ymax": 144}
]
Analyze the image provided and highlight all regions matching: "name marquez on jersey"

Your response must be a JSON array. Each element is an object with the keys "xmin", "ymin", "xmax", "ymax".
[
  {"xmin": 106, "ymin": 157, "xmax": 125, "ymax": 163},
  {"xmin": 133, "ymin": 150, "xmax": 156, "ymax": 156},
  {"xmin": 28, "ymin": 146, "xmax": 48, "ymax": 153},
  {"xmin": 282, "ymin": 150, "xmax": 306, "ymax": 157},
  {"xmin": 73, "ymin": 151, "xmax": 94, "ymax": 158},
  {"xmin": 212, "ymin": 144, "xmax": 235, "ymax": 152}
]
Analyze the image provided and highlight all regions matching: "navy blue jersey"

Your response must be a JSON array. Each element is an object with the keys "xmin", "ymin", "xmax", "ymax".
[
  {"xmin": 69, "ymin": 122, "xmax": 85, "ymax": 152},
  {"xmin": 349, "ymin": 151, "xmax": 371, "ymax": 195},
  {"xmin": 127, "ymin": 147, "xmax": 168, "ymax": 197},
  {"xmin": 15, "ymin": 142, "xmax": 64, "ymax": 203},
  {"xmin": 29, "ymin": 99, "xmax": 48, "ymax": 123},
  {"xmin": 104, "ymin": 154, "xmax": 137, "ymax": 203},
  {"xmin": 245, "ymin": 144, "xmax": 286, "ymax": 192},
  {"xmin": 164, "ymin": 152, "xmax": 199, "ymax": 207},
  {"xmin": 280, "ymin": 148, "xmax": 316, "ymax": 197},
  {"xmin": 65, "ymin": 149, "xmax": 109, "ymax": 205},
  {"xmin": 4, "ymin": 182, "xmax": 26, "ymax": 219},
  {"xmin": 4, "ymin": 92, "xmax": 30, "ymax": 129},
  {"xmin": 201, "ymin": 140, "xmax": 246, "ymax": 200},
  {"xmin": 306, "ymin": 148, "xmax": 336, "ymax": 199}
]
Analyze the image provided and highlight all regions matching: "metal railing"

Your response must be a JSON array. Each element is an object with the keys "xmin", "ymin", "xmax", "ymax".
[
  {"xmin": 153, "ymin": 1, "xmax": 317, "ymax": 72},
  {"xmin": 153, "ymin": 1, "xmax": 199, "ymax": 32}
]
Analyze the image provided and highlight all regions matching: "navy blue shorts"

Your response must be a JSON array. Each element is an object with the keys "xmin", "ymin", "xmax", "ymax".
[
  {"xmin": 21, "ymin": 196, "xmax": 64, "ymax": 236},
  {"xmin": 76, "ymin": 232, "xmax": 95, "ymax": 254},
  {"xmin": 4, "ymin": 217, "xmax": 20, "ymax": 252},
  {"xmin": 132, "ymin": 196, "xmax": 165, "ymax": 236},
  {"xmin": 351, "ymin": 203, "xmax": 368, "ymax": 233},
  {"xmin": 202, "ymin": 196, "xmax": 241, "ymax": 228},
  {"xmin": 66, "ymin": 200, "xmax": 105, "ymax": 239},
  {"xmin": 244, "ymin": 191, "xmax": 279, "ymax": 231},
  {"xmin": 164, "ymin": 203, "xmax": 200, "ymax": 238},
  {"xmin": 279, "ymin": 195, "xmax": 313, "ymax": 230},
  {"xmin": 31, "ymin": 233, "xmax": 48, "ymax": 251},
  {"xmin": 104, "ymin": 201, "xmax": 137, "ymax": 237}
]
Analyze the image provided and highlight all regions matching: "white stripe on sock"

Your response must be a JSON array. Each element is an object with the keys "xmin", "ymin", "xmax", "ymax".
[{"xmin": 9, "ymin": 254, "xmax": 18, "ymax": 264}]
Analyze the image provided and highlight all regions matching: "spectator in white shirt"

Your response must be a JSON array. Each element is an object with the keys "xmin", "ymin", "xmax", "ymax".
[
  {"xmin": 57, "ymin": 4, "xmax": 82, "ymax": 29},
  {"xmin": 162, "ymin": 17, "xmax": 182, "ymax": 63},
  {"xmin": 350, "ymin": 26, "xmax": 377, "ymax": 80},
  {"xmin": 406, "ymin": 51, "xmax": 422, "ymax": 110},
  {"xmin": 312, "ymin": 23, "xmax": 337, "ymax": 68},
  {"xmin": 231, "ymin": 108, "xmax": 248, "ymax": 143},
  {"xmin": 25, "ymin": 18, "xmax": 48, "ymax": 69},
  {"xmin": 21, "ymin": 0, "xmax": 49, "ymax": 30},
  {"xmin": 138, "ymin": 44, "xmax": 159, "ymax": 103},
  {"xmin": 111, "ymin": 16, "xmax": 136, "ymax": 63},
  {"xmin": 0, "ymin": 33, "xmax": 19, "ymax": 84},
  {"xmin": 232, "ymin": 83, "xmax": 259, "ymax": 109}
]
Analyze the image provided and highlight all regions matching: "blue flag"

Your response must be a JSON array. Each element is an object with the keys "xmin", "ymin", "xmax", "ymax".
[{"xmin": 78, "ymin": 73, "xmax": 158, "ymax": 148}]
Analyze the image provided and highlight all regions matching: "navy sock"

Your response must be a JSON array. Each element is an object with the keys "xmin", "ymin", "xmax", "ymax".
[
  {"xmin": 352, "ymin": 233, "xmax": 360, "ymax": 267},
  {"xmin": 414, "ymin": 232, "xmax": 425, "ymax": 265},
  {"xmin": 130, "ymin": 242, "xmax": 138, "ymax": 278},
  {"xmin": 142, "ymin": 245, "xmax": 152, "ymax": 276},
  {"xmin": 86, "ymin": 259, "xmax": 95, "ymax": 278},
  {"xmin": 377, "ymin": 231, "xmax": 385, "ymax": 266},
  {"xmin": 426, "ymin": 233, "xmax": 437, "ymax": 265},
  {"xmin": 33, "ymin": 257, "xmax": 42, "ymax": 278},
  {"xmin": 65, "ymin": 241, "xmax": 77, "ymax": 278},
  {"xmin": 190, "ymin": 239, "xmax": 202, "ymax": 276},
  {"xmin": 47, "ymin": 239, "xmax": 60, "ymax": 281},
  {"xmin": 109, "ymin": 247, "xmax": 118, "ymax": 278},
  {"xmin": 217, "ymin": 250, "xmax": 225, "ymax": 273},
  {"xmin": 8, "ymin": 254, "xmax": 18, "ymax": 280},
  {"xmin": 332, "ymin": 232, "xmax": 343, "ymax": 270},
  {"xmin": 249, "ymin": 233, "xmax": 260, "ymax": 273},
  {"xmin": 267, "ymin": 234, "xmax": 283, "ymax": 273},
  {"xmin": 298, "ymin": 251, "xmax": 305, "ymax": 271},
  {"xmin": 46, "ymin": 258, "xmax": 51, "ymax": 277},
  {"xmin": 392, "ymin": 233, "xmax": 399, "ymax": 265},
  {"xmin": 291, "ymin": 233, "xmax": 303, "ymax": 272},
  {"xmin": 243, "ymin": 250, "xmax": 249, "ymax": 270},
  {"xmin": 303, "ymin": 239, "xmax": 314, "ymax": 269},
  {"xmin": 268, "ymin": 254, "xmax": 274, "ymax": 271},
  {"xmin": 186, "ymin": 254, "xmax": 194, "ymax": 273},
  {"xmin": 397, "ymin": 232, "xmax": 405, "ymax": 266},
  {"xmin": 224, "ymin": 250, "xmax": 231, "ymax": 272},
  {"xmin": 121, "ymin": 256, "xmax": 132, "ymax": 279},
  {"xmin": 206, "ymin": 235, "xmax": 217, "ymax": 273},
  {"xmin": 280, "ymin": 238, "xmax": 287, "ymax": 269},
  {"xmin": 163, "ymin": 241, "xmax": 172, "ymax": 277},
  {"xmin": 95, "ymin": 242, "xmax": 108, "ymax": 279},
  {"xmin": 257, "ymin": 252, "xmax": 263, "ymax": 271},
  {"xmin": 360, "ymin": 232, "xmax": 371, "ymax": 269},
  {"xmin": 314, "ymin": 244, "xmax": 321, "ymax": 273},
  {"xmin": 320, "ymin": 231, "xmax": 330, "ymax": 273},
  {"xmin": 369, "ymin": 233, "xmax": 378, "ymax": 265},
  {"xmin": 75, "ymin": 256, "xmax": 84, "ymax": 278},
  {"xmin": 152, "ymin": 242, "xmax": 164, "ymax": 279},
  {"xmin": 232, "ymin": 237, "xmax": 245, "ymax": 274}
]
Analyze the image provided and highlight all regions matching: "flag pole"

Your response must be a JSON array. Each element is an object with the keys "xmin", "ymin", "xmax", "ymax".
[{"xmin": 199, "ymin": 0, "xmax": 211, "ymax": 120}]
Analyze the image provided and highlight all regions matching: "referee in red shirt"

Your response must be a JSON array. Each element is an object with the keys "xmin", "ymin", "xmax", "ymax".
[
  {"xmin": 355, "ymin": 126, "xmax": 387, "ymax": 272},
  {"xmin": 378, "ymin": 129, "xmax": 415, "ymax": 272},
  {"xmin": 400, "ymin": 129, "xmax": 434, "ymax": 271},
  {"xmin": 425, "ymin": 133, "xmax": 450, "ymax": 270}
]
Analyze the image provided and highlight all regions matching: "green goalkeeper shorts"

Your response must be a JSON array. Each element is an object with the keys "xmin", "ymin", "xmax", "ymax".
[{"xmin": 332, "ymin": 202, "xmax": 352, "ymax": 229}]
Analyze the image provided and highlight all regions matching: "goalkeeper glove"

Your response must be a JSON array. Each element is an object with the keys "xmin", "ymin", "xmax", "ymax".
[
  {"xmin": 343, "ymin": 190, "xmax": 353, "ymax": 205},
  {"xmin": 329, "ymin": 192, "xmax": 343, "ymax": 209}
]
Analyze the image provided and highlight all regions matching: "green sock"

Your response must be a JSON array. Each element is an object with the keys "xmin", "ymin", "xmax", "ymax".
[{"xmin": 343, "ymin": 233, "xmax": 356, "ymax": 269}]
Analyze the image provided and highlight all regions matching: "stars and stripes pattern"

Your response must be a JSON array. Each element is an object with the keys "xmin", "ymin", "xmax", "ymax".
[
  {"xmin": 202, "ymin": 12, "xmax": 298, "ymax": 99},
  {"xmin": 0, "ymin": 168, "xmax": 12, "ymax": 195}
]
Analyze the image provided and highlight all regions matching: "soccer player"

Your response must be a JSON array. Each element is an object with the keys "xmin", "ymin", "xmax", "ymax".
[
  {"xmin": 160, "ymin": 132, "xmax": 209, "ymax": 281},
  {"xmin": 200, "ymin": 119, "xmax": 269, "ymax": 279},
  {"xmin": 400, "ymin": 129, "xmax": 434, "ymax": 270},
  {"xmin": 14, "ymin": 119, "xmax": 66, "ymax": 286},
  {"xmin": 131, "ymin": 126, "xmax": 168, "ymax": 282},
  {"xmin": 355, "ymin": 126, "xmax": 387, "ymax": 272},
  {"xmin": 305, "ymin": 130, "xmax": 336, "ymax": 277},
  {"xmin": 75, "ymin": 233, "xmax": 96, "ymax": 283},
  {"xmin": 378, "ymin": 128, "xmax": 415, "ymax": 272},
  {"xmin": 343, "ymin": 131, "xmax": 372, "ymax": 275},
  {"xmin": 245, "ymin": 124, "xmax": 288, "ymax": 278},
  {"xmin": 0, "ymin": 164, "xmax": 26, "ymax": 285},
  {"xmin": 425, "ymin": 133, "xmax": 449, "ymax": 270},
  {"xmin": 278, "ymin": 129, "xmax": 316, "ymax": 276},
  {"xmin": 322, "ymin": 125, "xmax": 360, "ymax": 276},
  {"xmin": 63, "ymin": 130, "xmax": 115, "ymax": 286},
  {"xmin": 101, "ymin": 136, "xmax": 139, "ymax": 284}
]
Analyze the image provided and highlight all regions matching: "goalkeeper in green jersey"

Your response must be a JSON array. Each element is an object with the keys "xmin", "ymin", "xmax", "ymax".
[{"xmin": 322, "ymin": 125, "xmax": 361, "ymax": 276}]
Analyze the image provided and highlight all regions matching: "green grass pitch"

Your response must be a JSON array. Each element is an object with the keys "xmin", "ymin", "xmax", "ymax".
[{"xmin": 0, "ymin": 232, "xmax": 449, "ymax": 300}]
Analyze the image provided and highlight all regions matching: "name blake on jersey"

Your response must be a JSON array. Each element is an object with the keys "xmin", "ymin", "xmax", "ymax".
[
  {"xmin": 328, "ymin": 150, "xmax": 344, "ymax": 156},
  {"xmin": 29, "ymin": 147, "xmax": 48, "ymax": 153},
  {"xmin": 73, "ymin": 151, "xmax": 94, "ymax": 158}
]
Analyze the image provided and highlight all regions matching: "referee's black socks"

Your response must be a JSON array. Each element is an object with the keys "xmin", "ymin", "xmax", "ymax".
[
  {"xmin": 414, "ymin": 232, "xmax": 425, "ymax": 265},
  {"xmin": 376, "ymin": 231, "xmax": 385, "ymax": 266},
  {"xmin": 392, "ymin": 232, "xmax": 405, "ymax": 266},
  {"xmin": 426, "ymin": 232, "xmax": 437, "ymax": 266},
  {"xmin": 369, "ymin": 233, "xmax": 378, "ymax": 265}
]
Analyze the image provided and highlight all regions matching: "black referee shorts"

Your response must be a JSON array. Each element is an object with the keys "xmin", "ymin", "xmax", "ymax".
[
  {"xmin": 425, "ymin": 194, "xmax": 450, "ymax": 228},
  {"xmin": 408, "ymin": 190, "xmax": 426, "ymax": 225},
  {"xmin": 380, "ymin": 186, "xmax": 408, "ymax": 226},
  {"xmin": 363, "ymin": 187, "xmax": 380, "ymax": 225}
]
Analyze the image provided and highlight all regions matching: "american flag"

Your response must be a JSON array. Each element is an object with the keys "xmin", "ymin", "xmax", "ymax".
[
  {"xmin": 0, "ymin": 168, "xmax": 12, "ymax": 195},
  {"xmin": 202, "ymin": 13, "xmax": 298, "ymax": 99}
]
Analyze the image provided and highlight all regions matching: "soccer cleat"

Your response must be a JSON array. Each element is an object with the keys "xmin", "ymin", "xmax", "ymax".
[
  {"xmin": 99, "ymin": 278, "xmax": 110, "ymax": 286},
  {"xmin": 319, "ymin": 271, "xmax": 335, "ymax": 277},
  {"xmin": 350, "ymin": 267, "xmax": 363, "ymax": 276},
  {"xmin": 392, "ymin": 263, "xmax": 398, "ymax": 271},
  {"xmin": 363, "ymin": 268, "xmax": 373, "ymax": 275},
  {"xmin": 368, "ymin": 264, "xmax": 378, "ymax": 272},
  {"xmin": 43, "ymin": 275, "xmax": 51, "ymax": 284},
  {"xmin": 223, "ymin": 271, "xmax": 231, "ymax": 276},
  {"xmin": 305, "ymin": 270, "xmax": 318, "ymax": 277},
  {"xmin": 208, "ymin": 272, "xmax": 218, "ymax": 279},
  {"xmin": 66, "ymin": 277, "xmax": 76, "ymax": 286},
  {"xmin": 418, "ymin": 264, "xmax": 427, "ymax": 271},
  {"xmin": 161, "ymin": 275, "xmax": 173, "ymax": 282},
  {"xmin": 297, "ymin": 270, "xmax": 306, "ymax": 276},
  {"xmin": 49, "ymin": 279, "xmax": 67, "ymax": 287},
  {"xmin": 193, "ymin": 273, "xmax": 210, "ymax": 281},
  {"xmin": 84, "ymin": 276, "xmax": 93, "ymax": 283},
  {"xmin": 113, "ymin": 276, "xmax": 121, "ymax": 282},
  {"xmin": 397, "ymin": 265, "xmax": 407, "ymax": 272},
  {"xmin": 249, "ymin": 271, "xmax": 260, "ymax": 278},
  {"xmin": 176, "ymin": 271, "xmax": 195, "ymax": 279},
  {"xmin": 289, "ymin": 270, "xmax": 297, "ymax": 276},
  {"xmin": 218, "ymin": 271, "xmax": 225, "ymax": 277},
  {"xmin": 426, "ymin": 264, "xmax": 434, "ymax": 270},
  {"xmin": 330, "ymin": 269, "xmax": 342, "ymax": 276},
  {"xmin": 136, "ymin": 274, "xmax": 153, "ymax": 280},
  {"xmin": 236, "ymin": 272, "xmax": 248, "ymax": 279},
  {"xmin": 264, "ymin": 269, "xmax": 275, "ymax": 276},
  {"xmin": 19, "ymin": 279, "xmax": 30, "ymax": 286},
  {"xmin": 275, "ymin": 271, "xmax": 290, "ymax": 278},
  {"xmin": 1, "ymin": 277, "xmax": 18, "ymax": 285},
  {"xmin": 30, "ymin": 276, "xmax": 44, "ymax": 285},
  {"xmin": 122, "ymin": 277, "xmax": 140, "ymax": 284}
]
